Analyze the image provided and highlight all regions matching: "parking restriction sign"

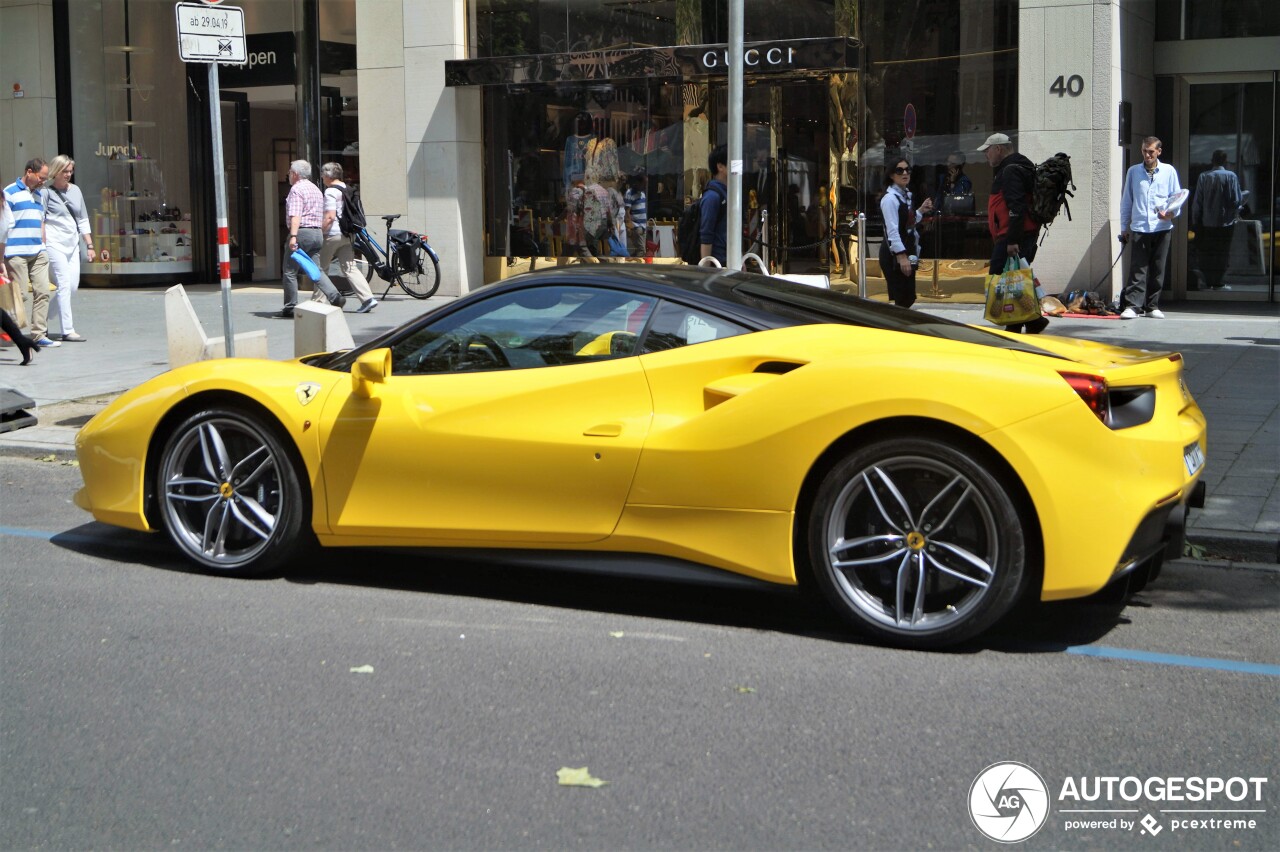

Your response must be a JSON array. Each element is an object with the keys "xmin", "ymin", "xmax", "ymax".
[{"xmin": 175, "ymin": 2, "xmax": 246, "ymax": 64}]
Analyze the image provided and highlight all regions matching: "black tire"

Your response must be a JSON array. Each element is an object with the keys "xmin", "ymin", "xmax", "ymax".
[
  {"xmin": 156, "ymin": 408, "xmax": 307, "ymax": 576},
  {"xmin": 805, "ymin": 436, "xmax": 1028, "ymax": 648},
  {"xmin": 395, "ymin": 246, "xmax": 440, "ymax": 299}
]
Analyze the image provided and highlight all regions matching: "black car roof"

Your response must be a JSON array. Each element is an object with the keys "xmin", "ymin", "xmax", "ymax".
[{"xmin": 320, "ymin": 264, "xmax": 1060, "ymax": 370}]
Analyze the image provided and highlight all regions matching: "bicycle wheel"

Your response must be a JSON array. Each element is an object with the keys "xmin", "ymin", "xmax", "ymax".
[{"xmin": 395, "ymin": 244, "xmax": 440, "ymax": 299}]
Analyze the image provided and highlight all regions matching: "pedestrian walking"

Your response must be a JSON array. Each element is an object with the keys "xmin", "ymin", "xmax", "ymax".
[
  {"xmin": 699, "ymin": 145, "xmax": 729, "ymax": 265},
  {"xmin": 1119, "ymin": 136, "xmax": 1182, "ymax": 319},
  {"xmin": 318, "ymin": 162, "xmax": 377, "ymax": 313},
  {"xmin": 0, "ymin": 200, "xmax": 39, "ymax": 365},
  {"xmin": 978, "ymin": 133, "xmax": 1047, "ymax": 333},
  {"xmin": 878, "ymin": 156, "xmax": 932, "ymax": 308},
  {"xmin": 623, "ymin": 172, "xmax": 648, "ymax": 261},
  {"xmin": 43, "ymin": 155, "xmax": 94, "ymax": 341},
  {"xmin": 278, "ymin": 160, "xmax": 343, "ymax": 318},
  {"xmin": 1, "ymin": 158, "xmax": 59, "ymax": 347},
  {"xmin": 1190, "ymin": 149, "xmax": 1242, "ymax": 291}
]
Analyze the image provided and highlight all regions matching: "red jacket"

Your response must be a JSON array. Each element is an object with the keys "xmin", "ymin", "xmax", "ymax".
[{"xmin": 988, "ymin": 152, "xmax": 1038, "ymax": 241}]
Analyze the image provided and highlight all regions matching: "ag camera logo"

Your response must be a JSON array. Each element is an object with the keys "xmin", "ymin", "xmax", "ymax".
[{"xmin": 969, "ymin": 762, "xmax": 1050, "ymax": 843}]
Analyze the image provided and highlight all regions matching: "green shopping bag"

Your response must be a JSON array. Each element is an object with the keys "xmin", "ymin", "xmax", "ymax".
[{"xmin": 984, "ymin": 258, "xmax": 1041, "ymax": 325}]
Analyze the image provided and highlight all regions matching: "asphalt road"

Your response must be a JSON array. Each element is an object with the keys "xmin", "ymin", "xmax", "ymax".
[{"xmin": 2, "ymin": 456, "xmax": 1277, "ymax": 851}]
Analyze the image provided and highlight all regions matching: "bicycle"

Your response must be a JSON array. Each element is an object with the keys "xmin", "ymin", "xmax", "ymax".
[{"xmin": 351, "ymin": 214, "xmax": 441, "ymax": 300}]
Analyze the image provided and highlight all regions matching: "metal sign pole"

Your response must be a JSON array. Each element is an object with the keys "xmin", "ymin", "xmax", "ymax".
[
  {"xmin": 178, "ymin": 1, "xmax": 245, "ymax": 356},
  {"xmin": 856, "ymin": 212, "xmax": 867, "ymax": 298},
  {"xmin": 726, "ymin": 0, "xmax": 744, "ymax": 269},
  {"xmin": 208, "ymin": 62, "xmax": 235, "ymax": 355}
]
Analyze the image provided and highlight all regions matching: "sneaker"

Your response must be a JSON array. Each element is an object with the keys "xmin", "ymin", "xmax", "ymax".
[
  {"xmin": 35, "ymin": 336, "xmax": 61, "ymax": 347},
  {"xmin": 274, "ymin": 308, "xmax": 295, "ymax": 319},
  {"xmin": 1146, "ymin": 308, "xmax": 1166, "ymax": 319},
  {"xmin": 61, "ymin": 332, "xmax": 88, "ymax": 342},
  {"xmin": 356, "ymin": 298, "xmax": 378, "ymax": 314},
  {"xmin": 1119, "ymin": 307, "xmax": 1139, "ymax": 319}
]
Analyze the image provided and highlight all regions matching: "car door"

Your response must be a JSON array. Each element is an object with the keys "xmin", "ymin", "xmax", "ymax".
[{"xmin": 318, "ymin": 284, "xmax": 657, "ymax": 543}]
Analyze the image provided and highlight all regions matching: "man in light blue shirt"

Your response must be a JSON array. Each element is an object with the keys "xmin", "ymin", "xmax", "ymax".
[{"xmin": 1118, "ymin": 136, "xmax": 1182, "ymax": 319}]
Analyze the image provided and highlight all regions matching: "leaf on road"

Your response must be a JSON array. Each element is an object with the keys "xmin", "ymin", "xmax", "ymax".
[
  {"xmin": 61, "ymin": 460, "xmax": 80, "ymax": 467},
  {"xmin": 608, "ymin": 631, "xmax": 625, "ymax": 638},
  {"xmin": 34, "ymin": 454, "xmax": 57, "ymax": 463},
  {"xmin": 349, "ymin": 665, "xmax": 375, "ymax": 674},
  {"xmin": 557, "ymin": 766, "xmax": 607, "ymax": 788},
  {"xmin": 734, "ymin": 685, "xmax": 756, "ymax": 694}
]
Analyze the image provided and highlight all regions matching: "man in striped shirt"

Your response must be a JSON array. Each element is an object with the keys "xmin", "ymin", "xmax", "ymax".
[
  {"xmin": 1, "ymin": 158, "xmax": 59, "ymax": 347},
  {"xmin": 278, "ymin": 159, "xmax": 342, "ymax": 318},
  {"xmin": 623, "ymin": 173, "xmax": 648, "ymax": 260}
]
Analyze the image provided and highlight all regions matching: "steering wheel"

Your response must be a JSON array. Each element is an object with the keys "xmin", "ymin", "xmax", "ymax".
[{"xmin": 457, "ymin": 332, "xmax": 509, "ymax": 369}]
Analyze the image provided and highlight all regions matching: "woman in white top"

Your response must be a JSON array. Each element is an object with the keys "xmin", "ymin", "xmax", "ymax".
[
  {"xmin": 877, "ymin": 157, "xmax": 933, "ymax": 308},
  {"xmin": 317, "ymin": 162, "xmax": 376, "ymax": 313},
  {"xmin": 43, "ymin": 155, "xmax": 95, "ymax": 341}
]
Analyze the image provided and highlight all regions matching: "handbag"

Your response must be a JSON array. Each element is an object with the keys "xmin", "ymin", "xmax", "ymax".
[
  {"xmin": 984, "ymin": 258, "xmax": 1040, "ymax": 325},
  {"xmin": 607, "ymin": 232, "xmax": 629, "ymax": 257}
]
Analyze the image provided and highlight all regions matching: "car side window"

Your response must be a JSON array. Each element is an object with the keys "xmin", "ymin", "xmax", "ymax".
[
  {"xmin": 640, "ymin": 301, "xmax": 751, "ymax": 354},
  {"xmin": 391, "ymin": 285, "xmax": 658, "ymax": 375}
]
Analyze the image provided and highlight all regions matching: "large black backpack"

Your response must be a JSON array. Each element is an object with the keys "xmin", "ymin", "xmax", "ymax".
[
  {"xmin": 336, "ymin": 183, "xmax": 367, "ymax": 236},
  {"xmin": 1028, "ymin": 153, "xmax": 1075, "ymax": 227},
  {"xmin": 679, "ymin": 183, "xmax": 725, "ymax": 264}
]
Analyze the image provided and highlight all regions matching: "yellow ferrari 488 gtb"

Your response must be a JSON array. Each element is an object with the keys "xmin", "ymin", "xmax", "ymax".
[{"xmin": 75, "ymin": 267, "xmax": 1207, "ymax": 648}]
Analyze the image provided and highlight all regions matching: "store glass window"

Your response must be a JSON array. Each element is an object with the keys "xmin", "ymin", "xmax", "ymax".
[
  {"xmin": 1156, "ymin": 0, "xmax": 1280, "ymax": 40},
  {"xmin": 70, "ymin": 0, "xmax": 194, "ymax": 278},
  {"xmin": 861, "ymin": 0, "xmax": 1019, "ymax": 265}
]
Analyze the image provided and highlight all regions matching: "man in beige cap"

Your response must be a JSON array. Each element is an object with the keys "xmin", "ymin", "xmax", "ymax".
[{"xmin": 978, "ymin": 132, "xmax": 1047, "ymax": 333}]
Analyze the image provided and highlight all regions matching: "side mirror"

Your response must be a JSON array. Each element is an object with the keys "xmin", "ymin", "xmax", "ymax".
[{"xmin": 352, "ymin": 348, "xmax": 392, "ymax": 398}]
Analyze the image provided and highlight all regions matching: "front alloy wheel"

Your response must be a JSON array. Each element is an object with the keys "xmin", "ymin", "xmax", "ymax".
[
  {"xmin": 158, "ymin": 408, "xmax": 305, "ymax": 575},
  {"xmin": 807, "ymin": 438, "xmax": 1028, "ymax": 648}
]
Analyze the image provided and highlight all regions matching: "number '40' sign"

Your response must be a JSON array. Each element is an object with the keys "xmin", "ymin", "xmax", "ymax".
[{"xmin": 1050, "ymin": 75, "xmax": 1085, "ymax": 97}]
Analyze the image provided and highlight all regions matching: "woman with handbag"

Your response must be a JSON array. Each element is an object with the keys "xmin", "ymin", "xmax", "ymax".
[
  {"xmin": 43, "ymin": 155, "xmax": 94, "ymax": 341},
  {"xmin": 878, "ymin": 158, "xmax": 932, "ymax": 308}
]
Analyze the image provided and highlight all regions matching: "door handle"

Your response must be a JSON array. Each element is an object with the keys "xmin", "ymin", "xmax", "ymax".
[{"xmin": 583, "ymin": 423, "xmax": 623, "ymax": 437}]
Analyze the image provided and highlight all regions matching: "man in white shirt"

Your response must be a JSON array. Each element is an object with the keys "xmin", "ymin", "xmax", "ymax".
[{"xmin": 1118, "ymin": 137, "xmax": 1182, "ymax": 319}]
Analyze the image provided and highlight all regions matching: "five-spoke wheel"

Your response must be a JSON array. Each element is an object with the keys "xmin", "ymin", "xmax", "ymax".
[
  {"xmin": 157, "ymin": 408, "xmax": 305, "ymax": 575},
  {"xmin": 807, "ymin": 437, "xmax": 1027, "ymax": 648}
]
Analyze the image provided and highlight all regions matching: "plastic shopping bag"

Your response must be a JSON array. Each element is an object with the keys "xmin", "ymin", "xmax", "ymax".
[{"xmin": 984, "ymin": 258, "xmax": 1041, "ymax": 325}]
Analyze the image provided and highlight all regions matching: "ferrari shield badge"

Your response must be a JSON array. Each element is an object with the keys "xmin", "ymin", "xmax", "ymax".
[{"xmin": 295, "ymin": 382, "xmax": 322, "ymax": 406}]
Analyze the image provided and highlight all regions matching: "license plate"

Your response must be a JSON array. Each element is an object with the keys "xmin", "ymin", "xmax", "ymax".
[{"xmin": 1183, "ymin": 441, "xmax": 1205, "ymax": 476}]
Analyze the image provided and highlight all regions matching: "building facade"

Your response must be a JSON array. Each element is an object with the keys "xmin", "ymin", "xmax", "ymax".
[{"xmin": 1, "ymin": 0, "xmax": 1275, "ymax": 303}]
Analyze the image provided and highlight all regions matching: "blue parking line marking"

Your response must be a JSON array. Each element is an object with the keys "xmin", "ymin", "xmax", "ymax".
[
  {"xmin": 1066, "ymin": 645, "xmax": 1280, "ymax": 677},
  {"xmin": 0, "ymin": 525, "xmax": 56, "ymax": 541}
]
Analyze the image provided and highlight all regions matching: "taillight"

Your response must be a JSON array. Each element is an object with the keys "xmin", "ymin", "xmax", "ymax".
[{"xmin": 1059, "ymin": 372, "xmax": 1110, "ymax": 424}]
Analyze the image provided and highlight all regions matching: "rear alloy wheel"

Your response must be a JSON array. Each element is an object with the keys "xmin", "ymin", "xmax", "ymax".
[
  {"xmin": 807, "ymin": 437, "xmax": 1027, "ymax": 648},
  {"xmin": 157, "ymin": 408, "xmax": 305, "ymax": 575}
]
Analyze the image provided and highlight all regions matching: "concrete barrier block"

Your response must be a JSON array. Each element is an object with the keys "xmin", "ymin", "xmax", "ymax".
[
  {"xmin": 294, "ymin": 302, "xmax": 355, "ymax": 357},
  {"xmin": 165, "ymin": 284, "xmax": 209, "ymax": 369},
  {"xmin": 204, "ymin": 330, "xmax": 270, "ymax": 360},
  {"xmin": 166, "ymin": 284, "xmax": 271, "ymax": 368}
]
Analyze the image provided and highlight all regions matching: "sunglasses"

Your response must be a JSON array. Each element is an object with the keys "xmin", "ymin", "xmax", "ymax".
[{"xmin": 893, "ymin": 166, "xmax": 911, "ymax": 174}]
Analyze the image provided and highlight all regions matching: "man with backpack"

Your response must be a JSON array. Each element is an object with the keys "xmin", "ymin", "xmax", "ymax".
[
  {"xmin": 319, "ymin": 162, "xmax": 377, "ymax": 313},
  {"xmin": 978, "ymin": 133, "xmax": 1048, "ymax": 333},
  {"xmin": 697, "ymin": 145, "xmax": 729, "ymax": 265}
]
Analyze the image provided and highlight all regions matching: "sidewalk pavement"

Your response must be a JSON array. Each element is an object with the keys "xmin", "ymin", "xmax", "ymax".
[{"xmin": 2, "ymin": 281, "xmax": 1276, "ymax": 562}]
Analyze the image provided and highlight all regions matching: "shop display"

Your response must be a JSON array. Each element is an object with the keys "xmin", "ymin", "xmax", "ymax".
[{"xmin": 85, "ymin": 32, "xmax": 192, "ymax": 277}]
